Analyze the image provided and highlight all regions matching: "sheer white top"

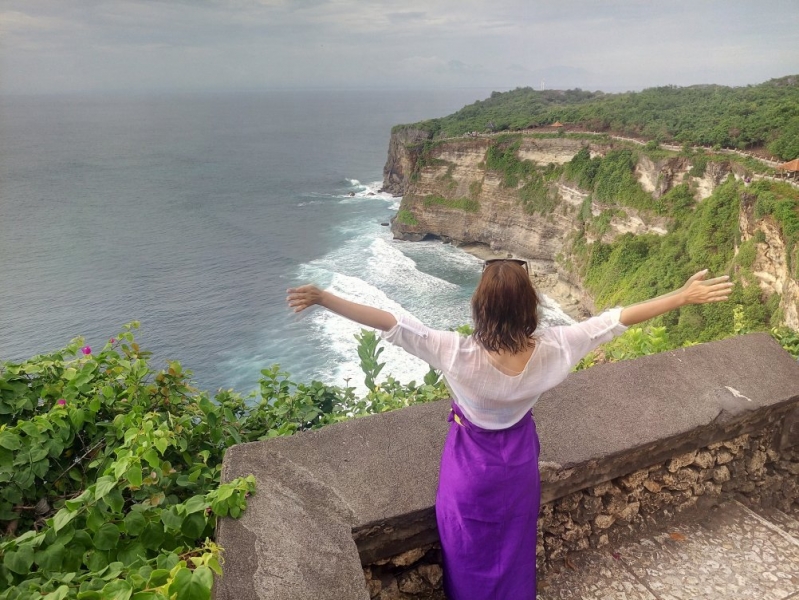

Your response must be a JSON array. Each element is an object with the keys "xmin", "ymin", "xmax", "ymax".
[{"xmin": 381, "ymin": 308, "xmax": 628, "ymax": 430}]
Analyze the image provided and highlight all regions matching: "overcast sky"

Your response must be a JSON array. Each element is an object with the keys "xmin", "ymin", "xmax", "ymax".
[{"xmin": 2, "ymin": 0, "xmax": 798, "ymax": 95}]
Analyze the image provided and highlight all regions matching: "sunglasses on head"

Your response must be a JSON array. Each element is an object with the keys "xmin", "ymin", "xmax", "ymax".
[{"xmin": 483, "ymin": 259, "xmax": 529, "ymax": 273}]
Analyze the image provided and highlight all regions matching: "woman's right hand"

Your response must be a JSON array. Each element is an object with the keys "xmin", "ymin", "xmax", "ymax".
[
  {"xmin": 287, "ymin": 285, "xmax": 324, "ymax": 313},
  {"xmin": 680, "ymin": 270, "xmax": 734, "ymax": 306}
]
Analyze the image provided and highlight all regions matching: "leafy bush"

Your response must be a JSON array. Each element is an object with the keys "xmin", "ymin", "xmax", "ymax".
[
  {"xmin": 0, "ymin": 325, "xmax": 449, "ymax": 599},
  {"xmin": 396, "ymin": 209, "xmax": 418, "ymax": 226},
  {"xmin": 397, "ymin": 77, "xmax": 799, "ymax": 157}
]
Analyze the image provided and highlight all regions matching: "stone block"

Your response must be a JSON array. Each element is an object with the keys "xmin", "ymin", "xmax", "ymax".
[
  {"xmin": 713, "ymin": 465, "xmax": 731, "ymax": 483},
  {"xmin": 668, "ymin": 451, "xmax": 697, "ymax": 472},
  {"xmin": 397, "ymin": 571, "xmax": 426, "ymax": 595},
  {"xmin": 591, "ymin": 481, "xmax": 615, "ymax": 496},
  {"xmin": 693, "ymin": 451, "xmax": 715, "ymax": 469},
  {"xmin": 722, "ymin": 434, "xmax": 750, "ymax": 454},
  {"xmin": 747, "ymin": 450, "xmax": 768, "ymax": 475},
  {"xmin": 716, "ymin": 449, "xmax": 734, "ymax": 464},
  {"xmin": 593, "ymin": 514, "xmax": 616, "ymax": 530},
  {"xmin": 390, "ymin": 548, "xmax": 425, "ymax": 567},
  {"xmin": 620, "ymin": 501, "xmax": 641, "ymax": 522},
  {"xmin": 418, "ymin": 564, "xmax": 443, "ymax": 588},
  {"xmin": 643, "ymin": 480, "xmax": 662, "ymax": 493},
  {"xmin": 619, "ymin": 468, "xmax": 649, "ymax": 490}
]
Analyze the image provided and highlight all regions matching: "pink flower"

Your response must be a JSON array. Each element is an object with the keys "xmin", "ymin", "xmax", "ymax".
[
  {"xmin": 110, "ymin": 338, "xmax": 116, "ymax": 344},
  {"xmin": 57, "ymin": 399, "xmax": 66, "ymax": 406},
  {"xmin": 81, "ymin": 346, "xmax": 91, "ymax": 355}
]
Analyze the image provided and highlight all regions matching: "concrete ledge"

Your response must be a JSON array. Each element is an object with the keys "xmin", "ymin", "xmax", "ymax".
[{"xmin": 214, "ymin": 333, "xmax": 799, "ymax": 599}]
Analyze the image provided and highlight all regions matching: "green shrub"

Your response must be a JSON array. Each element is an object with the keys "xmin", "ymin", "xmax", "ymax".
[
  {"xmin": 0, "ymin": 325, "xmax": 449, "ymax": 598},
  {"xmin": 396, "ymin": 209, "xmax": 418, "ymax": 226},
  {"xmin": 736, "ymin": 239, "xmax": 757, "ymax": 268}
]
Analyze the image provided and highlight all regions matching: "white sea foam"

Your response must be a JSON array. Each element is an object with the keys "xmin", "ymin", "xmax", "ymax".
[
  {"xmin": 301, "ymin": 271, "xmax": 432, "ymax": 395},
  {"xmin": 338, "ymin": 180, "xmax": 395, "ymax": 204}
]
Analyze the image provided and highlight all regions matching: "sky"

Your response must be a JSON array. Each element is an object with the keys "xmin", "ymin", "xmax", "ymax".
[{"xmin": 2, "ymin": 0, "xmax": 799, "ymax": 95}]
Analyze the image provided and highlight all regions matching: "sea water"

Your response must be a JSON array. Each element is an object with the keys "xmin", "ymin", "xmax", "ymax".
[{"xmin": 0, "ymin": 90, "xmax": 572, "ymax": 395}]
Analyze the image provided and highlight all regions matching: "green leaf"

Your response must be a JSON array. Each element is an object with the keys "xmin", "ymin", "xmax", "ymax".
[
  {"xmin": 126, "ymin": 464, "xmax": 143, "ymax": 487},
  {"xmin": 160, "ymin": 507, "xmax": 182, "ymax": 531},
  {"xmin": 53, "ymin": 507, "xmax": 78, "ymax": 532},
  {"xmin": 117, "ymin": 542, "xmax": 146, "ymax": 567},
  {"xmin": 142, "ymin": 448, "xmax": 160, "ymax": 469},
  {"xmin": 147, "ymin": 568, "xmax": 171, "ymax": 587},
  {"xmin": 105, "ymin": 488, "xmax": 125, "ymax": 514},
  {"xmin": 95, "ymin": 476, "xmax": 117, "ymax": 500},
  {"xmin": 207, "ymin": 555, "xmax": 223, "ymax": 576},
  {"xmin": 93, "ymin": 523, "xmax": 121, "ymax": 551},
  {"xmin": 132, "ymin": 593, "xmax": 160, "ymax": 600},
  {"xmin": 168, "ymin": 567, "xmax": 192, "ymax": 596},
  {"xmin": 154, "ymin": 438, "xmax": 168, "ymax": 456},
  {"xmin": 0, "ymin": 431, "xmax": 21, "ymax": 450},
  {"xmin": 27, "ymin": 446, "xmax": 49, "ymax": 462},
  {"xmin": 85, "ymin": 550, "xmax": 109, "ymax": 572},
  {"xmin": 180, "ymin": 512, "xmax": 207, "ymax": 540},
  {"xmin": 140, "ymin": 522, "xmax": 165, "ymax": 550},
  {"xmin": 103, "ymin": 561, "xmax": 126, "ymax": 580},
  {"xmin": 77, "ymin": 592, "xmax": 102, "ymax": 600},
  {"xmin": 69, "ymin": 407, "xmax": 86, "ymax": 429},
  {"xmin": 86, "ymin": 506, "xmax": 106, "ymax": 533},
  {"xmin": 65, "ymin": 488, "xmax": 93, "ymax": 511},
  {"xmin": 43, "ymin": 585, "xmax": 70, "ymax": 600},
  {"xmin": 174, "ymin": 565, "xmax": 212, "ymax": 600},
  {"xmin": 101, "ymin": 579, "xmax": 133, "ymax": 600},
  {"xmin": 182, "ymin": 495, "xmax": 207, "ymax": 515},
  {"xmin": 34, "ymin": 541, "xmax": 65, "ymax": 571},
  {"xmin": 124, "ymin": 510, "xmax": 146, "ymax": 536},
  {"xmin": 3, "ymin": 545, "xmax": 34, "ymax": 574}
]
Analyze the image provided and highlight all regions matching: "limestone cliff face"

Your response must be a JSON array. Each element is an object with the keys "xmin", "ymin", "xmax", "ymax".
[
  {"xmin": 634, "ymin": 155, "xmax": 741, "ymax": 201},
  {"xmin": 384, "ymin": 135, "xmax": 671, "ymax": 313},
  {"xmin": 739, "ymin": 200, "xmax": 799, "ymax": 329},
  {"xmin": 382, "ymin": 131, "xmax": 793, "ymax": 322},
  {"xmin": 381, "ymin": 128, "xmax": 433, "ymax": 196}
]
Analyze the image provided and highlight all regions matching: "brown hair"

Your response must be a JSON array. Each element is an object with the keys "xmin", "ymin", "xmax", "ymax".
[{"xmin": 471, "ymin": 261, "xmax": 539, "ymax": 353}]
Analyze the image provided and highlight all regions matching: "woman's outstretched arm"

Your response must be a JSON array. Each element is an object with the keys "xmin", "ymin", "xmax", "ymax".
[
  {"xmin": 286, "ymin": 285, "xmax": 397, "ymax": 331},
  {"xmin": 620, "ymin": 270, "xmax": 734, "ymax": 327}
]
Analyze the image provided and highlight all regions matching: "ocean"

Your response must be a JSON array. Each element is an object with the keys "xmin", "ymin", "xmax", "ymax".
[{"xmin": 0, "ymin": 90, "xmax": 571, "ymax": 395}]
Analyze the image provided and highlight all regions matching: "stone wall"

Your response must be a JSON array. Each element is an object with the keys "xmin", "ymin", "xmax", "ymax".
[
  {"xmin": 364, "ymin": 422, "xmax": 799, "ymax": 599},
  {"xmin": 214, "ymin": 334, "xmax": 799, "ymax": 600}
]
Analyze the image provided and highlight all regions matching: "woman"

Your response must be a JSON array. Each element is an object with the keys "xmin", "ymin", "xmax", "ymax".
[{"xmin": 286, "ymin": 261, "xmax": 732, "ymax": 599}]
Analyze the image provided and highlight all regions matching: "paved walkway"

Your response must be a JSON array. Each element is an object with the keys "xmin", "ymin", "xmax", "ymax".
[{"xmin": 538, "ymin": 500, "xmax": 799, "ymax": 600}]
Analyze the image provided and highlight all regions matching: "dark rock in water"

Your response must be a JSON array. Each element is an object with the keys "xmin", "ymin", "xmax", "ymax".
[
  {"xmin": 368, "ymin": 192, "xmax": 375, "ymax": 196},
  {"xmin": 381, "ymin": 222, "xmax": 390, "ymax": 227},
  {"xmin": 348, "ymin": 192, "xmax": 355, "ymax": 197}
]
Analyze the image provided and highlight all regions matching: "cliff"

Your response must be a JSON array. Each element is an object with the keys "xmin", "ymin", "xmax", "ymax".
[{"xmin": 382, "ymin": 131, "xmax": 797, "ymax": 331}]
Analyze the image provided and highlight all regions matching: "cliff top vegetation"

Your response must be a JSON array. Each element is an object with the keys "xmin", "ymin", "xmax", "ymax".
[{"xmin": 394, "ymin": 75, "xmax": 799, "ymax": 161}]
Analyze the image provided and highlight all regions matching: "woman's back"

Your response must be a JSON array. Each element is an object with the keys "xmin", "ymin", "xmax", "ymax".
[{"xmin": 381, "ymin": 308, "xmax": 628, "ymax": 429}]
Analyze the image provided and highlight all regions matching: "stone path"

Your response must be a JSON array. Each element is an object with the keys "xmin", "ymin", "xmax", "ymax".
[{"xmin": 538, "ymin": 500, "xmax": 799, "ymax": 600}]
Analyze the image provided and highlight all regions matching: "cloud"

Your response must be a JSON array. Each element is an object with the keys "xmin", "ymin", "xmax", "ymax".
[{"xmin": 1, "ymin": 0, "xmax": 798, "ymax": 94}]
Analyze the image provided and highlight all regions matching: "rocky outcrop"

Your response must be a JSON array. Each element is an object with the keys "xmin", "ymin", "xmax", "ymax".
[
  {"xmin": 739, "ymin": 199, "xmax": 799, "ymax": 329},
  {"xmin": 634, "ymin": 154, "xmax": 742, "ymax": 201},
  {"xmin": 381, "ymin": 128, "xmax": 434, "ymax": 196}
]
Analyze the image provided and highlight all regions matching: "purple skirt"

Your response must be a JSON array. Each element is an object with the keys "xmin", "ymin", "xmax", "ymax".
[{"xmin": 436, "ymin": 403, "xmax": 541, "ymax": 599}]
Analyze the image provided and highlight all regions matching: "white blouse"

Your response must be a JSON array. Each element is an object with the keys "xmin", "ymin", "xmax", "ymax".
[{"xmin": 381, "ymin": 308, "xmax": 628, "ymax": 430}]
